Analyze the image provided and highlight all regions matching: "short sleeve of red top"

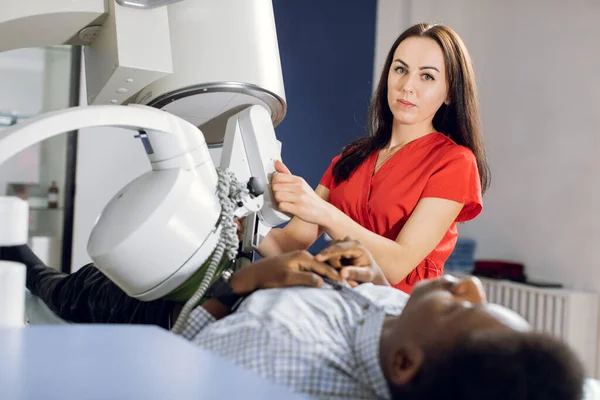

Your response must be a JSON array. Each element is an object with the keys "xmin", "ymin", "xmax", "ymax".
[{"xmin": 319, "ymin": 132, "xmax": 482, "ymax": 293}]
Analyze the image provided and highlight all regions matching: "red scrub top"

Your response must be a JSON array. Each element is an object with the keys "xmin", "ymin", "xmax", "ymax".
[{"xmin": 319, "ymin": 132, "xmax": 482, "ymax": 293}]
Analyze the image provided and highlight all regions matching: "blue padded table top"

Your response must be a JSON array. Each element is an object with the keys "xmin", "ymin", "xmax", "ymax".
[{"xmin": 0, "ymin": 324, "xmax": 308, "ymax": 400}]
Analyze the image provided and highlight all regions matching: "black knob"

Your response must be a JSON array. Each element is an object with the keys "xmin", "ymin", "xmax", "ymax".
[{"xmin": 247, "ymin": 177, "xmax": 265, "ymax": 197}]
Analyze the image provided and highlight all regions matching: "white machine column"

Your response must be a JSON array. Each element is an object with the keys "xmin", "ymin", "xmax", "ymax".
[
  {"xmin": 0, "ymin": 197, "xmax": 29, "ymax": 327},
  {"xmin": 135, "ymin": 0, "xmax": 287, "ymax": 146}
]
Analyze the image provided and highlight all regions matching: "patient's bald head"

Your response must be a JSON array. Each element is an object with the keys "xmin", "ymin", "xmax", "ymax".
[
  {"xmin": 379, "ymin": 276, "xmax": 585, "ymax": 400},
  {"xmin": 388, "ymin": 330, "xmax": 585, "ymax": 400}
]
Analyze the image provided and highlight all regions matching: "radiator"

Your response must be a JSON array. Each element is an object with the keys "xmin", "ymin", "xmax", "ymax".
[{"xmin": 478, "ymin": 276, "xmax": 600, "ymax": 378}]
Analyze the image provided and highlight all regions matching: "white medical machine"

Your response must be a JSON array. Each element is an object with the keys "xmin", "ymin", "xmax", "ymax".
[{"xmin": 0, "ymin": 0, "xmax": 290, "ymax": 329}]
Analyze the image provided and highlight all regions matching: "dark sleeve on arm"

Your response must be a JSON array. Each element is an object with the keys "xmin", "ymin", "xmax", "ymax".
[{"xmin": 0, "ymin": 245, "xmax": 175, "ymax": 329}]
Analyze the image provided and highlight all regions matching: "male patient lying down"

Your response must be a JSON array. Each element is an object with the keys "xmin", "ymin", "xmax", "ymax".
[{"xmin": 1, "ymin": 239, "xmax": 585, "ymax": 400}]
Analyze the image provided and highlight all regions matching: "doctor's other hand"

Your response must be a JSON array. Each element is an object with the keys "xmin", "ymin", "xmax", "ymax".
[
  {"xmin": 315, "ymin": 238, "xmax": 389, "ymax": 287},
  {"xmin": 271, "ymin": 160, "xmax": 330, "ymax": 225},
  {"xmin": 229, "ymin": 250, "xmax": 342, "ymax": 295}
]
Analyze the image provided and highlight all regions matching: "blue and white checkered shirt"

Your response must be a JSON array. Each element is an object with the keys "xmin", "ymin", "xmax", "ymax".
[{"xmin": 181, "ymin": 281, "xmax": 409, "ymax": 399}]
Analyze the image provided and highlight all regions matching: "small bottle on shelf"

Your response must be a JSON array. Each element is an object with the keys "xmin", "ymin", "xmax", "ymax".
[{"xmin": 48, "ymin": 181, "xmax": 59, "ymax": 209}]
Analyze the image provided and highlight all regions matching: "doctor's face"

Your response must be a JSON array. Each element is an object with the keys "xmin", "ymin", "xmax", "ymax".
[{"xmin": 386, "ymin": 37, "xmax": 449, "ymax": 128}]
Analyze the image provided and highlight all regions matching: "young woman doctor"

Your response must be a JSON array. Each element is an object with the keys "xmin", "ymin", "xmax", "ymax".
[{"xmin": 259, "ymin": 22, "xmax": 490, "ymax": 293}]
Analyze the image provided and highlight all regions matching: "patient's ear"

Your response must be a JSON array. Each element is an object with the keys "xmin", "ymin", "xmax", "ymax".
[{"xmin": 388, "ymin": 345, "xmax": 423, "ymax": 385}]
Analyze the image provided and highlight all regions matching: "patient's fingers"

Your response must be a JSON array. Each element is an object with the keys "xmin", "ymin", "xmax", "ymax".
[
  {"xmin": 340, "ymin": 266, "xmax": 375, "ymax": 284},
  {"xmin": 319, "ymin": 254, "xmax": 344, "ymax": 268},
  {"xmin": 315, "ymin": 247, "xmax": 364, "ymax": 266},
  {"xmin": 296, "ymin": 257, "xmax": 343, "ymax": 282},
  {"xmin": 285, "ymin": 270, "xmax": 323, "ymax": 288}
]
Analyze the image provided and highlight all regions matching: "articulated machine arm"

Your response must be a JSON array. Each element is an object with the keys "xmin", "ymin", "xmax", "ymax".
[
  {"xmin": 0, "ymin": 0, "xmax": 290, "ymax": 321},
  {"xmin": 0, "ymin": 103, "xmax": 288, "ymax": 303}
]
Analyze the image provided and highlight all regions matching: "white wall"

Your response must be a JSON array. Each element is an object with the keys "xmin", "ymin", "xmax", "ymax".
[
  {"xmin": 373, "ymin": 0, "xmax": 411, "ymax": 90},
  {"xmin": 375, "ymin": 0, "xmax": 600, "ymax": 293}
]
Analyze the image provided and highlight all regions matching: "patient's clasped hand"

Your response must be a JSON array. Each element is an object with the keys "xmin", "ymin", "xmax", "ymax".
[{"xmin": 1, "ymin": 239, "xmax": 586, "ymax": 400}]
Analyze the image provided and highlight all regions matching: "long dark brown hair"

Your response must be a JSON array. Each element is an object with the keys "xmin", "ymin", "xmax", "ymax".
[{"xmin": 332, "ymin": 23, "xmax": 490, "ymax": 194}]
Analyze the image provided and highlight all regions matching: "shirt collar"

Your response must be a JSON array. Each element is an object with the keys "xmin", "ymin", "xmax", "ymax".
[{"xmin": 351, "ymin": 310, "xmax": 392, "ymax": 400}]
